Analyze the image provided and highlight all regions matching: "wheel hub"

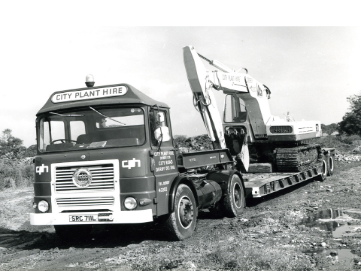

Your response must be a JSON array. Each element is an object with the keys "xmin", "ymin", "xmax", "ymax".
[
  {"xmin": 233, "ymin": 183, "xmax": 242, "ymax": 208},
  {"xmin": 178, "ymin": 196, "xmax": 194, "ymax": 228}
]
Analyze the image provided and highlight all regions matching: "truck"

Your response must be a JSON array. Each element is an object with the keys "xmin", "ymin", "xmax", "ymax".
[{"xmin": 30, "ymin": 47, "xmax": 335, "ymax": 241}]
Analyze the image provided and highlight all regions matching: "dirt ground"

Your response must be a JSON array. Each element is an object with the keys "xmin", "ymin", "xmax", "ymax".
[{"xmin": 1, "ymin": 161, "xmax": 361, "ymax": 271}]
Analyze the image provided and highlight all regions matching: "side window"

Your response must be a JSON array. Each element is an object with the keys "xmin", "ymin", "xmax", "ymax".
[
  {"xmin": 39, "ymin": 120, "xmax": 49, "ymax": 151},
  {"xmin": 150, "ymin": 110, "xmax": 171, "ymax": 145},
  {"xmin": 39, "ymin": 120, "xmax": 65, "ymax": 151},
  {"xmin": 70, "ymin": 121, "xmax": 86, "ymax": 141}
]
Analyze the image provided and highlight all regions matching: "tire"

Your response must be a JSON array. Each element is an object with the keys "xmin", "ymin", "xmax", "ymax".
[
  {"xmin": 327, "ymin": 155, "xmax": 334, "ymax": 176},
  {"xmin": 54, "ymin": 225, "xmax": 92, "ymax": 242},
  {"xmin": 318, "ymin": 159, "xmax": 327, "ymax": 181},
  {"xmin": 164, "ymin": 184, "xmax": 197, "ymax": 241},
  {"xmin": 222, "ymin": 174, "xmax": 245, "ymax": 217}
]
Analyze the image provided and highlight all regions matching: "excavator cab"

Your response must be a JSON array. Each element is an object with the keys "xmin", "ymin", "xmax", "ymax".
[{"xmin": 223, "ymin": 94, "xmax": 252, "ymax": 156}]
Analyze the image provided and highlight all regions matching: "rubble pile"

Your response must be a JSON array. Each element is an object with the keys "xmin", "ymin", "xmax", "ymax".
[
  {"xmin": 175, "ymin": 134, "xmax": 213, "ymax": 153},
  {"xmin": 335, "ymin": 153, "xmax": 361, "ymax": 162}
]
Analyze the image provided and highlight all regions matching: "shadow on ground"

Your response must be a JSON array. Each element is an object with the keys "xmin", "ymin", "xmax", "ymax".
[{"xmin": 0, "ymin": 222, "xmax": 175, "ymax": 251}]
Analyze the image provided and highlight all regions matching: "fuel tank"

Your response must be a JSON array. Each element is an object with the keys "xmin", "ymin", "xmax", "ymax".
[{"xmin": 194, "ymin": 179, "xmax": 223, "ymax": 209}]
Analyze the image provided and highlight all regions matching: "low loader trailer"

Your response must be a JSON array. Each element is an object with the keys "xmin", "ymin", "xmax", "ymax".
[{"xmin": 244, "ymin": 148, "xmax": 334, "ymax": 198}]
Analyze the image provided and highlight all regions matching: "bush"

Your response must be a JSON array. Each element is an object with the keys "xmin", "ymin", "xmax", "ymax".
[
  {"xmin": 0, "ymin": 158, "xmax": 34, "ymax": 190},
  {"xmin": 2, "ymin": 177, "xmax": 15, "ymax": 189},
  {"xmin": 339, "ymin": 134, "xmax": 361, "ymax": 145}
]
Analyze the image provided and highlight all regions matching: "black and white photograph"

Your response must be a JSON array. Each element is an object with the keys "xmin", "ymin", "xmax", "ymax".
[{"xmin": 0, "ymin": 1, "xmax": 361, "ymax": 270}]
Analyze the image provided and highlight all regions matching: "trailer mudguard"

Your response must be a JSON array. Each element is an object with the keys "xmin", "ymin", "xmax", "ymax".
[{"xmin": 168, "ymin": 176, "xmax": 199, "ymax": 213}]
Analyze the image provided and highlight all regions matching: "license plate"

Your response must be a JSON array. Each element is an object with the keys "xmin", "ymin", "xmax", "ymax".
[{"xmin": 69, "ymin": 215, "xmax": 98, "ymax": 222}]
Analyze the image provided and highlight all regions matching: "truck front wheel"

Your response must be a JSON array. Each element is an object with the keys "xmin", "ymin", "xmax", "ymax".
[
  {"xmin": 165, "ymin": 184, "xmax": 198, "ymax": 240},
  {"xmin": 222, "ymin": 174, "xmax": 245, "ymax": 217}
]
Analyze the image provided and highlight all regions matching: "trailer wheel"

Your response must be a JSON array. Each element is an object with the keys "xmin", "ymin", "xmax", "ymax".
[
  {"xmin": 222, "ymin": 174, "xmax": 245, "ymax": 217},
  {"xmin": 327, "ymin": 155, "xmax": 334, "ymax": 176},
  {"xmin": 165, "ymin": 184, "xmax": 197, "ymax": 240},
  {"xmin": 318, "ymin": 159, "xmax": 327, "ymax": 181},
  {"xmin": 54, "ymin": 225, "xmax": 92, "ymax": 242}
]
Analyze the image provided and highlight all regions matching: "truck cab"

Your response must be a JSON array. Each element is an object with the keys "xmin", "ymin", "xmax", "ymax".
[{"xmin": 31, "ymin": 83, "xmax": 180, "ymax": 236}]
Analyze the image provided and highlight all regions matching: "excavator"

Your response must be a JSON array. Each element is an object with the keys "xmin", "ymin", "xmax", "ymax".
[{"xmin": 183, "ymin": 46, "xmax": 322, "ymax": 173}]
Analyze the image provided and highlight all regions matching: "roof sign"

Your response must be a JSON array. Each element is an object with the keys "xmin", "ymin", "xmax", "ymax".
[{"xmin": 51, "ymin": 86, "xmax": 128, "ymax": 103}]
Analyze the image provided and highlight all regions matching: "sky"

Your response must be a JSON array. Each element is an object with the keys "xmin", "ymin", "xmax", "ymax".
[{"xmin": 1, "ymin": 2, "xmax": 360, "ymax": 147}]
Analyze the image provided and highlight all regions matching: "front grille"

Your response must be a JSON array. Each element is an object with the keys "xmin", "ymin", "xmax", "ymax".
[
  {"xmin": 270, "ymin": 126, "xmax": 293, "ymax": 134},
  {"xmin": 56, "ymin": 197, "xmax": 114, "ymax": 207},
  {"xmin": 55, "ymin": 164, "xmax": 115, "ymax": 192}
]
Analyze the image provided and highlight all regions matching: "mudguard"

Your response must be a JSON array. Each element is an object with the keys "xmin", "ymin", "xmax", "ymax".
[{"xmin": 168, "ymin": 176, "xmax": 199, "ymax": 213}]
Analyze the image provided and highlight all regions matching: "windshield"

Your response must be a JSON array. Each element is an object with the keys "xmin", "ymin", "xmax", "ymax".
[{"xmin": 38, "ymin": 106, "xmax": 145, "ymax": 153}]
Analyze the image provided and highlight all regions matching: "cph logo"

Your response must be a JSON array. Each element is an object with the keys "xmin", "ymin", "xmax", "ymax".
[
  {"xmin": 36, "ymin": 164, "xmax": 49, "ymax": 175},
  {"xmin": 122, "ymin": 158, "xmax": 141, "ymax": 169}
]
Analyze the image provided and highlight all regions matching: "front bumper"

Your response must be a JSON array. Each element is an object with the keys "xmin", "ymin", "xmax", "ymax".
[{"xmin": 30, "ymin": 209, "xmax": 153, "ymax": 225}]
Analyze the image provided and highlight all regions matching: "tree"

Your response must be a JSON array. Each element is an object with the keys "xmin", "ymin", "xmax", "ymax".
[
  {"xmin": 321, "ymin": 123, "xmax": 338, "ymax": 135},
  {"xmin": 25, "ymin": 144, "xmax": 37, "ymax": 157},
  {"xmin": 338, "ymin": 94, "xmax": 361, "ymax": 136},
  {"xmin": 0, "ymin": 129, "xmax": 25, "ymax": 159}
]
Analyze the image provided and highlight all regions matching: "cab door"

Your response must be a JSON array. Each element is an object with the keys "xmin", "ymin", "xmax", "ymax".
[{"xmin": 149, "ymin": 109, "xmax": 178, "ymax": 216}]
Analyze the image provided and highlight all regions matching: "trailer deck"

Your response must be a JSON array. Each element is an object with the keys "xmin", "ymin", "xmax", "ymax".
[{"xmin": 243, "ymin": 162, "xmax": 324, "ymax": 198}]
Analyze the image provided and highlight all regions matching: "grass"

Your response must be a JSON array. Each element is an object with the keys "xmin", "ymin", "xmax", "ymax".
[{"xmin": 317, "ymin": 134, "xmax": 361, "ymax": 153}]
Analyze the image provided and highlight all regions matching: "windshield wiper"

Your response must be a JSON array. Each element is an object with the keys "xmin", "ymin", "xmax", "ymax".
[
  {"xmin": 89, "ymin": 107, "xmax": 126, "ymax": 126},
  {"xmin": 50, "ymin": 112, "xmax": 84, "ymax": 117}
]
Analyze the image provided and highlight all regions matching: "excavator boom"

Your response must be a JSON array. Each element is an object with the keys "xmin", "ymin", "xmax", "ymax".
[{"xmin": 183, "ymin": 46, "xmax": 226, "ymax": 149}]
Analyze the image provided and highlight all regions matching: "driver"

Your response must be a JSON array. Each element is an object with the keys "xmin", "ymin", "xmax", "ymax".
[
  {"xmin": 98, "ymin": 117, "xmax": 107, "ymax": 128},
  {"xmin": 150, "ymin": 111, "xmax": 170, "ymax": 144}
]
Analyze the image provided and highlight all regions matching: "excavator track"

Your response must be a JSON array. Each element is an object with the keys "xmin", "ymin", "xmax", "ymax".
[{"xmin": 275, "ymin": 144, "xmax": 321, "ymax": 172}]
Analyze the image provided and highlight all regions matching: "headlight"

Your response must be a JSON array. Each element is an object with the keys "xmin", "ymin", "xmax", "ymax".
[
  {"xmin": 124, "ymin": 197, "xmax": 137, "ymax": 210},
  {"xmin": 38, "ymin": 200, "xmax": 49, "ymax": 212}
]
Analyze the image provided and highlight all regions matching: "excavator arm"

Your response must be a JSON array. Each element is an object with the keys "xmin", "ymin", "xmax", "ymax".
[{"xmin": 183, "ymin": 46, "xmax": 227, "ymax": 150}]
